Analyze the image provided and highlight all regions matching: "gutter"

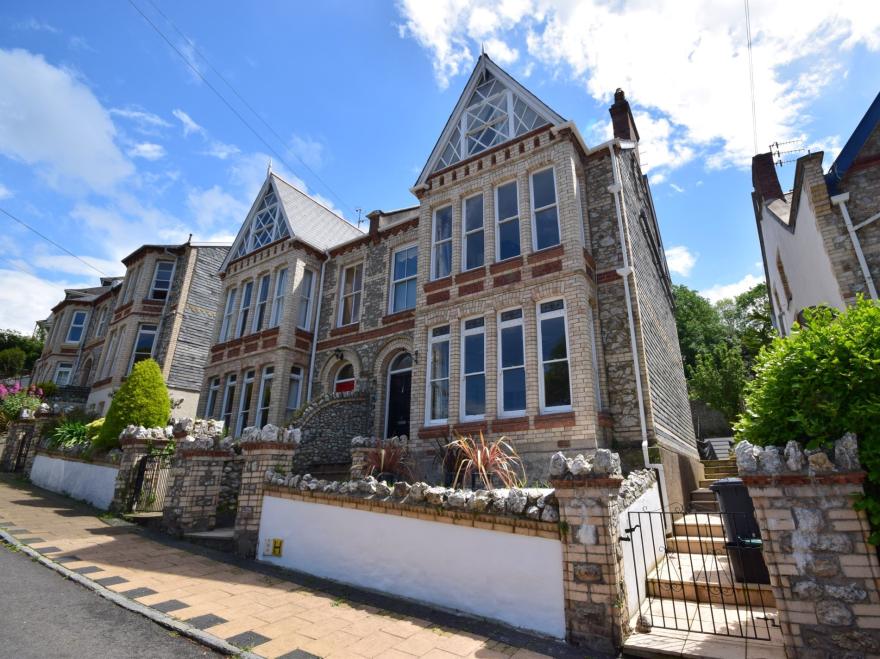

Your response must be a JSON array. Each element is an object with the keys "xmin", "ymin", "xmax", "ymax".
[{"xmin": 306, "ymin": 256, "xmax": 328, "ymax": 402}]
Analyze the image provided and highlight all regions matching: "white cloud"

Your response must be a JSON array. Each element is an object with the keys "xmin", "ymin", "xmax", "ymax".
[
  {"xmin": 665, "ymin": 245, "xmax": 697, "ymax": 277},
  {"xmin": 0, "ymin": 269, "xmax": 88, "ymax": 334},
  {"xmin": 649, "ymin": 172, "xmax": 666, "ymax": 185},
  {"xmin": 127, "ymin": 142, "xmax": 166, "ymax": 161},
  {"xmin": 484, "ymin": 38, "xmax": 519, "ymax": 65},
  {"xmin": 172, "ymin": 108, "xmax": 205, "ymax": 137},
  {"xmin": 31, "ymin": 254, "xmax": 124, "ymax": 279},
  {"xmin": 203, "ymin": 141, "xmax": 240, "ymax": 160},
  {"xmin": 288, "ymin": 134, "xmax": 327, "ymax": 170},
  {"xmin": 700, "ymin": 273, "xmax": 764, "ymax": 303},
  {"xmin": 670, "ymin": 183, "xmax": 684, "ymax": 193},
  {"xmin": 186, "ymin": 185, "xmax": 248, "ymax": 232},
  {"xmin": 14, "ymin": 19, "xmax": 59, "ymax": 34},
  {"xmin": 0, "ymin": 48, "xmax": 134, "ymax": 193},
  {"xmin": 0, "ymin": 182, "xmax": 11, "ymax": 199},
  {"xmin": 110, "ymin": 107, "xmax": 171, "ymax": 134}
]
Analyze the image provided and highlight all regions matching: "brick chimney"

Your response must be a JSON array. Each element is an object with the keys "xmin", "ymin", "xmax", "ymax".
[
  {"xmin": 751, "ymin": 153, "xmax": 784, "ymax": 202},
  {"xmin": 609, "ymin": 89, "xmax": 640, "ymax": 142}
]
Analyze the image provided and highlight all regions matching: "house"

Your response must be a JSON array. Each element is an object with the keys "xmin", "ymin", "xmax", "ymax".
[
  {"xmin": 199, "ymin": 55, "xmax": 699, "ymax": 504},
  {"xmin": 752, "ymin": 90, "xmax": 880, "ymax": 335}
]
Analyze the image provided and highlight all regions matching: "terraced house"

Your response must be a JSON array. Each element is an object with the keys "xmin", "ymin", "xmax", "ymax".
[{"xmin": 202, "ymin": 54, "xmax": 699, "ymax": 503}]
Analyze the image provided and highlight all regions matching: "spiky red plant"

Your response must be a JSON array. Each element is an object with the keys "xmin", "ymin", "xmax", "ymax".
[{"xmin": 446, "ymin": 432, "xmax": 526, "ymax": 490}]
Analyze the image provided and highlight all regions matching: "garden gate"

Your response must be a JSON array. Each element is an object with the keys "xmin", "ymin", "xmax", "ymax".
[
  {"xmin": 13, "ymin": 426, "xmax": 35, "ymax": 472},
  {"xmin": 127, "ymin": 454, "xmax": 171, "ymax": 513}
]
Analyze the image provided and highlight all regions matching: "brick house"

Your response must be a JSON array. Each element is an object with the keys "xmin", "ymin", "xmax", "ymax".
[
  {"xmin": 200, "ymin": 55, "xmax": 699, "ymax": 503},
  {"xmin": 752, "ymin": 90, "xmax": 880, "ymax": 335}
]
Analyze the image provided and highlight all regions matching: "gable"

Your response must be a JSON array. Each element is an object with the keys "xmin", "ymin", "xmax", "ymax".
[
  {"xmin": 416, "ymin": 55, "xmax": 565, "ymax": 187},
  {"xmin": 226, "ymin": 177, "xmax": 291, "ymax": 265}
]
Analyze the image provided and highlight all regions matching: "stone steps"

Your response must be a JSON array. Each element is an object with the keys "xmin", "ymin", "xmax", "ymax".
[
  {"xmin": 673, "ymin": 513, "xmax": 726, "ymax": 539},
  {"xmin": 665, "ymin": 535, "xmax": 727, "ymax": 554}
]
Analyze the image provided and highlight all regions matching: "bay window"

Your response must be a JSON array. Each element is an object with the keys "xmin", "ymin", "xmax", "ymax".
[
  {"xmin": 427, "ymin": 325, "xmax": 450, "ymax": 423},
  {"xmin": 219, "ymin": 288, "xmax": 237, "ymax": 341},
  {"xmin": 252, "ymin": 274, "xmax": 271, "ymax": 332},
  {"xmin": 463, "ymin": 194, "xmax": 484, "ymax": 271},
  {"xmin": 149, "ymin": 261, "xmax": 175, "ymax": 300},
  {"xmin": 297, "ymin": 269, "xmax": 315, "ymax": 330},
  {"xmin": 205, "ymin": 377, "xmax": 220, "ymax": 419},
  {"xmin": 286, "ymin": 366, "xmax": 303, "ymax": 415},
  {"xmin": 269, "ymin": 268, "xmax": 288, "ymax": 328},
  {"xmin": 432, "ymin": 206, "xmax": 452, "ymax": 280},
  {"xmin": 221, "ymin": 374, "xmax": 237, "ymax": 432},
  {"xmin": 236, "ymin": 281, "xmax": 254, "ymax": 338},
  {"xmin": 54, "ymin": 362, "xmax": 73, "ymax": 386},
  {"xmin": 129, "ymin": 324, "xmax": 157, "ymax": 373},
  {"xmin": 495, "ymin": 181, "xmax": 520, "ymax": 261},
  {"xmin": 255, "ymin": 366, "xmax": 274, "ymax": 428},
  {"xmin": 461, "ymin": 317, "xmax": 486, "ymax": 420},
  {"xmin": 236, "ymin": 370, "xmax": 255, "ymax": 436},
  {"xmin": 498, "ymin": 308, "xmax": 526, "ymax": 416},
  {"xmin": 537, "ymin": 299, "xmax": 571, "ymax": 412},
  {"xmin": 65, "ymin": 311, "xmax": 87, "ymax": 344},
  {"xmin": 531, "ymin": 168, "xmax": 560, "ymax": 251}
]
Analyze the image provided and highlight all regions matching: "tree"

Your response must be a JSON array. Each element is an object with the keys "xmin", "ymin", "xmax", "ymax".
[
  {"xmin": 688, "ymin": 342, "xmax": 747, "ymax": 423},
  {"xmin": 672, "ymin": 284, "xmax": 726, "ymax": 372},
  {"xmin": 715, "ymin": 283, "xmax": 775, "ymax": 369},
  {"xmin": 95, "ymin": 359, "xmax": 171, "ymax": 451},
  {"xmin": 0, "ymin": 347, "xmax": 26, "ymax": 377},
  {"xmin": 0, "ymin": 330, "xmax": 43, "ymax": 373}
]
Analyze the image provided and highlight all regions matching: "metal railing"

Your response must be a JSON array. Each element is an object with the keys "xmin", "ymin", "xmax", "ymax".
[{"xmin": 128, "ymin": 454, "xmax": 172, "ymax": 513}]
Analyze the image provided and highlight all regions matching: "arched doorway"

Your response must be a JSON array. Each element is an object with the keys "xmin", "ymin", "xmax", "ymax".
[{"xmin": 384, "ymin": 352, "xmax": 412, "ymax": 438}]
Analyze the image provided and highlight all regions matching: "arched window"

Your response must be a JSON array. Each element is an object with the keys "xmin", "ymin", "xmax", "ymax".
[
  {"xmin": 334, "ymin": 363, "xmax": 355, "ymax": 393},
  {"xmin": 389, "ymin": 353, "xmax": 412, "ymax": 372}
]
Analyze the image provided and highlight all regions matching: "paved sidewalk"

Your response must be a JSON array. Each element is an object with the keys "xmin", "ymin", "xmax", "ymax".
[{"xmin": 0, "ymin": 476, "xmax": 579, "ymax": 659}]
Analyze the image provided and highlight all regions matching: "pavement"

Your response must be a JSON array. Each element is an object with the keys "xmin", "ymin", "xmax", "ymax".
[{"xmin": 0, "ymin": 475, "xmax": 581, "ymax": 659}]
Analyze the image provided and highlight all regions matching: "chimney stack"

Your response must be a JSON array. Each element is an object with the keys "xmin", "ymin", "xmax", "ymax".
[
  {"xmin": 609, "ymin": 88, "xmax": 640, "ymax": 142},
  {"xmin": 751, "ymin": 153, "xmax": 784, "ymax": 202}
]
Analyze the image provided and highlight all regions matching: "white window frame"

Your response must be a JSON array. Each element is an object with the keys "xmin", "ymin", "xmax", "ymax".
[
  {"xmin": 431, "ymin": 205, "xmax": 453, "ymax": 281},
  {"xmin": 334, "ymin": 363, "xmax": 356, "ymax": 393},
  {"xmin": 96, "ymin": 307, "xmax": 108, "ymax": 338},
  {"xmin": 149, "ymin": 260, "xmax": 176, "ymax": 301},
  {"xmin": 236, "ymin": 280, "xmax": 254, "ymax": 338},
  {"xmin": 255, "ymin": 366, "xmax": 274, "ymax": 428},
  {"xmin": 128, "ymin": 324, "xmax": 157, "ymax": 374},
  {"xmin": 123, "ymin": 264, "xmax": 142, "ymax": 304},
  {"xmin": 530, "ymin": 167, "xmax": 561, "ymax": 252},
  {"xmin": 337, "ymin": 263, "xmax": 363, "ymax": 327},
  {"xmin": 495, "ymin": 179, "xmax": 520, "ymax": 262},
  {"xmin": 297, "ymin": 268, "xmax": 315, "ymax": 330},
  {"xmin": 65, "ymin": 310, "xmax": 88, "ymax": 344},
  {"xmin": 269, "ymin": 268, "xmax": 288, "ymax": 328},
  {"xmin": 54, "ymin": 362, "xmax": 73, "ymax": 386},
  {"xmin": 221, "ymin": 373, "xmax": 237, "ymax": 431},
  {"xmin": 205, "ymin": 377, "xmax": 221, "ymax": 419},
  {"xmin": 236, "ymin": 369, "xmax": 256, "ymax": 436},
  {"xmin": 460, "ymin": 316, "xmax": 486, "ymax": 422},
  {"xmin": 286, "ymin": 366, "xmax": 303, "ymax": 415},
  {"xmin": 220, "ymin": 288, "xmax": 237, "ymax": 342},
  {"xmin": 461, "ymin": 193, "xmax": 485, "ymax": 272},
  {"xmin": 425, "ymin": 325, "xmax": 451, "ymax": 425},
  {"xmin": 389, "ymin": 243, "xmax": 418, "ymax": 314},
  {"xmin": 497, "ymin": 307, "xmax": 527, "ymax": 418},
  {"xmin": 536, "ymin": 299, "xmax": 572, "ymax": 414},
  {"xmin": 101, "ymin": 331, "xmax": 119, "ymax": 379},
  {"xmin": 251, "ymin": 274, "xmax": 272, "ymax": 333}
]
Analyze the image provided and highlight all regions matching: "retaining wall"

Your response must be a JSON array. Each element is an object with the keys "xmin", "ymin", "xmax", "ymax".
[{"xmin": 30, "ymin": 452, "xmax": 119, "ymax": 510}]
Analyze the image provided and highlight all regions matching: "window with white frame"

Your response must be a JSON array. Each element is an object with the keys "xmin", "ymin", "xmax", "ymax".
[
  {"xmin": 236, "ymin": 281, "xmax": 254, "ymax": 338},
  {"xmin": 427, "ymin": 325, "xmax": 450, "ymax": 423},
  {"xmin": 149, "ymin": 261, "xmax": 175, "ymax": 300},
  {"xmin": 221, "ymin": 374, "xmax": 237, "ymax": 431},
  {"xmin": 297, "ymin": 269, "xmax": 315, "ymax": 329},
  {"xmin": 54, "ymin": 362, "xmax": 73, "ymax": 386},
  {"xmin": 537, "ymin": 299, "xmax": 571, "ymax": 412},
  {"xmin": 286, "ymin": 366, "xmax": 303, "ymax": 415},
  {"xmin": 463, "ymin": 194, "xmax": 484, "ymax": 271},
  {"xmin": 205, "ymin": 377, "xmax": 220, "ymax": 419},
  {"xmin": 255, "ymin": 366, "xmax": 274, "ymax": 428},
  {"xmin": 123, "ymin": 264, "xmax": 142, "ymax": 304},
  {"xmin": 498, "ymin": 308, "xmax": 526, "ymax": 416},
  {"xmin": 390, "ymin": 245, "xmax": 417, "ymax": 313},
  {"xmin": 269, "ymin": 268, "xmax": 288, "ymax": 328},
  {"xmin": 236, "ymin": 370, "xmax": 255, "ymax": 436},
  {"xmin": 96, "ymin": 307, "xmax": 108, "ymax": 338},
  {"xmin": 129, "ymin": 324, "xmax": 157, "ymax": 373},
  {"xmin": 496, "ymin": 181, "xmax": 520, "ymax": 261},
  {"xmin": 531, "ymin": 167, "xmax": 560, "ymax": 251},
  {"xmin": 234, "ymin": 187, "xmax": 291, "ymax": 260},
  {"xmin": 334, "ymin": 363, "xmax": 356, "ymax": 393},
  {"xmin": 338, "ymin": 264, "xmax": 363, "ymax": 326},
  {"xmin": 432, "ymin": 206, "xmax": 452, "ymax": 280},
  {"xmin": 101, "ymin": 331, "xmax": 119, "ymax": 379},
  {"xmin": 219, "ymin": 288, "xmax": 237, "ymax": 341},
  {"xmin": 65, "ymin": 310, "xmax": 87, "ymax": 344},
  {"xmin": 461, "ymin": 317, "xmax": 486, "ymax": 420},
  {"xmin": 252, "ymin": 274, "xmax": 271, "ymax": 332}
]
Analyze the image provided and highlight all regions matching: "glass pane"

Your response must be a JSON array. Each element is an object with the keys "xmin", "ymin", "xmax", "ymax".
[
  {"xmin": 430, "ymin": 380, "xmax": 449, "ymax": 420},
  {"xmin": 535, "ymin": 207, "xmax": 560, "ymax": 250},
  {"xmin": 434, "ymin": 242, "xmax": 451, "ymax": 279},
  {"xmin": 405, "ymin": 247, "xmax": 418, "ymax": 277},
  {"xmin": 503, "ymin": 368, "xmax": 526, "ymax": 411},
  {"xmin": 500, "ymin": 308, "xmax": 522, "ymax": 322},
  {"xmin": 498, "ymin": 219, "xmax": 520, "ymax": 260},
  {"xmin": 543, "ymin": 362, "xmax": 571, "ymax": 407},
  {"xmin": 541, "ymin": 316, "xmax": 567, "ymax": 360},
  {"xmin": 435, "ymin": 206, "xmax": 452, "ymax": 241},
  {"xmin": 465, "ymin": 195, "xmax": 483, "ymax": 232},
  {"xmin": 464, "ymin": 374, "xmax": 486, "ymax": 416},
  {"xmin": 532, "ymin": 169, "xmax": 556, "ymax": 208},
  {"xmin": 352, "ymin": 264, "xmax": 363, "ymax": 291},
  {"xmin": 392, "ymin": 281, "xmax": 408, "ymax": 313},
  {"xmin": 391, "ymin": 353, "xmax": 412, "ymax": 371},
  {"xmin": 465, "ymin": 231, "xmax": 484, "ymax": 270},
  {"xmin": 351, "ymin": 292, "xmax": 361, "ymax": 323},
  {"xmin": 338, "ymin": 364, "xmax": 354, "ymax": 380},
  {"xmin": 501, "ymin": 325, "xmax": 524, "ymax": 367},
  {"xmin": 241, "ymin": 283, "xmax": 253, "ymax": 306},
  {"xmin": 405, "ymin": 279, "xmax": 416, "ymax": 310},
  {"xmin": 342, "ymin": 297, "xmax": 354, "ymax": 325},
  {"xmin": 432, "ymin": 340, "xmax": 449, "ymax": 379},
  {"xmin": 393, "ymin": 250, "xmax": 407, "ymax": 281},
  {"xmin": 463, "ymin": 333, "xmax": 484, "ymax": 374},
  {"xmin": 497, "ymin": 182, "xmax": 517, "ymax": 220}
]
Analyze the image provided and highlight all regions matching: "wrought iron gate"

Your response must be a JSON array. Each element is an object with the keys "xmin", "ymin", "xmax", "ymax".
[
  {"xmin": 127, "ymin": 454, "xmax": 171, "ymax": 513},
  {"xmin": 13, "ymin": 428, "xmax": 35, "ymax": 472},
  {"xmin": 623, "ymin": 508, "xmax": 776, "ymax": 640}
]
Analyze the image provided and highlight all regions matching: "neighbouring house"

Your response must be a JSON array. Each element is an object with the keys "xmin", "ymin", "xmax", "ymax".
[
  {"xmin": 199, "ymin": 54, "xmax": 699, "ymax": 503},
  {"xmin": 752, "ymin": 90, "xmax": 880, "ymax": 335}
]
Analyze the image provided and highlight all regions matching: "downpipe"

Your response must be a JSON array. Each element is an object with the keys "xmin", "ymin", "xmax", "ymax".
[{"xmin": 305, "ymin": 256, "xmax": 327, "ymax": 402}]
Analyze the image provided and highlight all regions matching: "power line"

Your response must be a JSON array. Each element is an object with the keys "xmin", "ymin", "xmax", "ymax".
[
  {"xmin": 129, "ymin": 0, "xmax": 355, "ymax": 217},
  {"xmin": 744, "ymin": 0, "xmax": 758, "ymax": 155},
  {"xmin": 0, "ymin": 207, "xmax": 109, "ymax": 277}
]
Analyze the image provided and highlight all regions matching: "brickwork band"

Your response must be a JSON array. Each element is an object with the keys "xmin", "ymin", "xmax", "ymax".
[{"xmin": 234, "ymin": 442, "xmax": 296, "ymax": 557}]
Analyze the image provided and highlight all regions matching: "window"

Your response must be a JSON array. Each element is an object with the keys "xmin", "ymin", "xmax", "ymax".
[
  {"xmin": 498, "ymin": 308, "xmax": 526, "ymax": 416},
  {"xmin": 537, "ymin": 300, "xmax": 571, "ymax": 412},
  {"xmin": 338, "ymin": 264, "xmax": 363, "ymax": 326},
  {"xmin": 463, "ymin": 194, "xmax": 484, "ymax": 271},
  {"xmin": 531, "ymin": 168, "xmax": 560, "ymax": 250},
  {"xmin": 96, "ymin": 307, "xmax": 108, "ymax": 338},
  {"xmin": 432, "ymin": 206, "xmax": 453, "ymax": 280},
  {"xmin": 496, "ymin": 181, "xmax": 520, "ymax": 261},
  {"xmin": 286, "ymin": 366, "xmax": 303, "ymax": 415},
  {"xmin": 427, "ymin": 325, "xmax": 450, "ymax": 423},
  {"xmin": 234, "ymin": 187, "xmax": 291, "ymax": 260},
  {"xmin": 461, "ymin": 317, "xmax": 486, "ymax": 420},
  {"xmin": 101, "ymin": 331, "xmax": 119, "ymax": 379},
  {"xmin": 205, "ymin": 377, "xmax": 220, "ymax": 419},
  {"xmin": 269, "ymin": 268, "xmax": 288, "ymax": 328},
  {"xmin": 149, "ymin": 261, "xmax": 175, "ymax": 300},
  {"xmin": 334, "ymin": 363, "xmax": 356, "ymax": 393},
  {"xmin": 221, "ymin": 374, "xmax": 237, "ymax": 431},
  {"xmin": 123, "ymin": 265, "xmax": 142, "ymax": 304},
  {"xmin": 776, "ymin": 251, "xmax": 793, "ymax": 305},
  {"xmin": 255, "ymin": 366, "xmax": 274, "ymax": 428},
  {"xmin": 236, "ymin": 370, "xmax": 255, "ymax": 436},
  {"xmin": 236, "ymin": 281, "xmax": 254, "ymax": 338},
  {"xmin": 219, "ymin": 288, "xmax": 237, "ymax": 341},
  {"xmin": 297, "ymin": 269, "xmax": 315, "ymax": 329},
  {"xmin": 252, "ymin": 274, "xmax": 271, "ymax": 332},
  {"xmin": 129, "ymin": 324, "xmax": 157, "ymax": 373},
  {"xmin": 65, "ymin": 311, "xmax": 87, "ymax": 344},
  {"xmin": 54, "ymin": 362, "xmax": 73, "ymax": 386},
  {"xmin": 390, "ymin": 245, "xmax": 418, "ymax": 313}
]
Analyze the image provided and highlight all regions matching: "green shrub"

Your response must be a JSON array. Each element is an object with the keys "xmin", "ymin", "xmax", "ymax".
[
  {"xmin": 34, "ymin": 381, "xmax": 58, "ymax": 398},
  {"xmin": 48, "ymin": 421, "xmax": 89, "ymax": 450},
  {"xmin": 95, "ymin": 359, "xmax": 170, "ymax": 452},
  {"xmin": 85, "ymin": 417, "xmax": 104, "ymax": 442}
]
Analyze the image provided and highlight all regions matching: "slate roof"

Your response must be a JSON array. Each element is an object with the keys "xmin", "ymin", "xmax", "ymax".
[{"xmin": 271, "ymin": 174, "xmax": 364, "ymax": 250}]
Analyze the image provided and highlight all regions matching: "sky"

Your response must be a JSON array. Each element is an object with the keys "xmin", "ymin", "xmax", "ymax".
[{"xmin": 1, "ymin": 1, "xmax": 879, "ymax": 334}]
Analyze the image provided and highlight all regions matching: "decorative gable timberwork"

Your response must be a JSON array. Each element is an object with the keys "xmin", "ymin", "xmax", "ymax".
[{"xmin": 231, "ymin": 181, "xmax": 291, "ymax": 261}]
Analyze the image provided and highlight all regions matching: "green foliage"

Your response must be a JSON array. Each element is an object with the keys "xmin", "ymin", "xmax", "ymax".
[
  {"xmin": 672, "ymin": 284, "xmax": 726, "ymax": 372},
  {"xmin": 0, "ymin": 329, "xmax": 44, "ymax": 372},
  {"xmin": 48, "ymin": 421, "xmax": 89, "ymax": 450},
  {"xmin": 33, "ymin": 381, "xmax": 58, "ymax": 398},
  {"xmin": 0, "ymin": 392, "xmax": 42, "ymax": 430},
  {"xmin": 95, "ymin": 359, "xmax": 170, "ymax": 452},
  {"xmin": 0, "ymin": 347, "xmax": 26, "ymax": 377},
  {"xmin": 688, "ymin": 343, "xmax": 746, "ymax": 423},
  {"xmin": 715, "ymin": 282, "xmax": 775, "ymax": 370},
  {"xmin": 85, "ymin": 417, "xmax": 104, "ymax": 442}
]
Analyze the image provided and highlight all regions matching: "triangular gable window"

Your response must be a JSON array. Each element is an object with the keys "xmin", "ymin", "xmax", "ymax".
[{"xmin": 232, "ymin": 184, "xmax": 290, "ymax": 259}]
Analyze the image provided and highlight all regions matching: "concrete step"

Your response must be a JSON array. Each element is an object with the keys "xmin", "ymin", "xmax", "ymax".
[
  {"xmin": 701, "ymin": 459, "xmax": 737, "ymax": 467},
  {"xmin": 184, "ymin": 528, "xmax": 234, "ymax": 553},
  {"xmin": 666, "ymin": 535, "xmax": 727, "ymax": 554},
  {"xmin": 691, "ymin": 488, "xmax": 716, "ymax": 501},
  {"xmin": 690, "ymin": 501, "xmax": 719, "ymax": 513},
  {"xmin": 647, "ymin": 572, "xmax": 775, "ymax": 608},
  {"xmin": 673, "ymin": 513, "xmax": 726, "ymax": 539},
  {"xmin": 699, "ymin": 478, "xmax": 720, "ymax": 488}
]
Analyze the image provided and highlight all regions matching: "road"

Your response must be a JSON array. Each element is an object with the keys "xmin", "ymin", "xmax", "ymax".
[{"xmin": 0, "ymin": 544, "xmax": 220, "ymax": 659}]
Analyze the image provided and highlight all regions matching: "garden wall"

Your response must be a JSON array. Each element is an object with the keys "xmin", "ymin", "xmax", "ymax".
[
  {"xmin": 617, "ymin": 479, "xmax": 663, "ymax": 620},
  {"xmin": 30, "ymin": 452, "xmax": 119, "ymax": 510}
]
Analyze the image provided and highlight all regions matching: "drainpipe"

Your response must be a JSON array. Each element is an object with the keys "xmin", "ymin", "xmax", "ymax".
[
  {"xmin": 830, "ymin": 193, "xmax": 878, "ymax": 300},
  {"xmin": 305, "ymin": 256, "xmax": 328, "ymax": 402},
  {"xmin": 607, "ymin": 143, "xmax": 671, "ymax": 513}
]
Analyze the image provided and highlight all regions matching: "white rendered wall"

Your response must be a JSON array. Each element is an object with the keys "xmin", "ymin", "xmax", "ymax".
[
  {"xmin": 30, "ymin": 454, "xmax": 119, "ymax": 510},
  {"xmin": 618, "ymin": 482, "xmax": 664, "ymax": 619},
  {"xmin": 258, "ymin": 496, "xmax": 566, "ymax": 638}
]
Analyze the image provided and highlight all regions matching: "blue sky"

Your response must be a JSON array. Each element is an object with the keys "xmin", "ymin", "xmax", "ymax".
[{"xmin": 1, "ymin": 1, "xmax": 878, "ymax": 333}]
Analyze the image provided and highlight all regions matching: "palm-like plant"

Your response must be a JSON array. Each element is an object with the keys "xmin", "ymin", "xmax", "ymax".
[
  {"xmin": 364, "ymin": 438, "xmax": 413, "ymax": 481},
  {"xmin": 446, "ymin": 432, "xmax": 526, "ymax": 490}
]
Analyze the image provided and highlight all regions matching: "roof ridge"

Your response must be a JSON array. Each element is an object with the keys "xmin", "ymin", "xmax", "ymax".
[{"xmin": 270, "ymin": 172, "xmax": 365, "ymax": 236}]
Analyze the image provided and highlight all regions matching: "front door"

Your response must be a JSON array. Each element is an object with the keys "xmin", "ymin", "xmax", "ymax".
[{"xmin": 386, "ymin": 354, "xmax": 412, "ymax": 438}]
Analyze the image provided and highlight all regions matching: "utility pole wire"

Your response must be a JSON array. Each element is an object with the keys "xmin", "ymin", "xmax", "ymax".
[
  {"xmin": 130, "ymin": 0, "xmax": 355, "ymax": 218},
  {"xmin": 744, "ymin": 0, "xmax": 758, "ymax": 155}
]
